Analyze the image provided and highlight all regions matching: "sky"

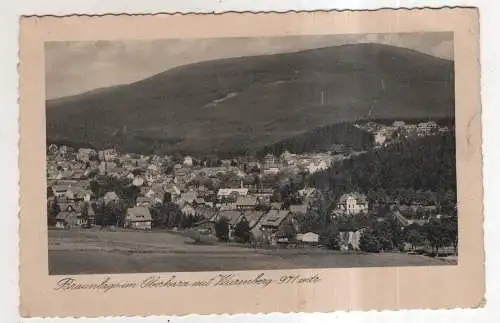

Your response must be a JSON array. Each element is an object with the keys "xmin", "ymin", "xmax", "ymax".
[{"xmin": 45, "ymin": 32, "xmax": 453, "ymax": 100}]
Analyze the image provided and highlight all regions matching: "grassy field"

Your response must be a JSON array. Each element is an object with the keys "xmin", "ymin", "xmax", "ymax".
[{"xmin": 48, "ymin": 229, "xmax": 457, "ymax": 275}]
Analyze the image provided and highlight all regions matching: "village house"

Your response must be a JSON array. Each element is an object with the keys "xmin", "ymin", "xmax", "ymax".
[
  {"xmin": 125, "ymin": 207, "xmax": 152, "ymax": 230},
  {"xmin": 77, "ymin": 148, "xmax": 97, "ymax": 162},
  {"xmin": 235, "ymin": 195, "xmax": 258, "ymax": 210},
  {"xmin": 55, "ymin": 204, "xmax": 84, "ymax": 228},
  {"xmin": 98, "ymin": 148, "xmax": 118, "ymax": 162},
  {"xmin": 213, "ymin": 210, "xmax": 245, "ymax": 239},
  {"xmin": 183, "ymin": 156, "xmax": 194, "ymax": 167},
  {"xmin": 217, "ymin": 188, "xmax": 249, "ymax": 199},
  {"xmin": 103, "ymin": 191, "xmax": 120, "ymax": 205},
  {"xmin": 259, "ymin": 209, "xmax": 295, "ymax": 244},
  {"xmin": 241, "ymin": 210, "xmax": 267, "ymax": 229},
  {"xmin": 336, "ymin": 192, "xmax": 369, "ymax": 216},
  {"xmin": 417, "ymin": 121, "xmax": 439, "ymax": 137}
]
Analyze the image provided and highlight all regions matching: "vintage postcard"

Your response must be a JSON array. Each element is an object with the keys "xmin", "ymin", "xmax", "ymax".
[{"xmin": 19, "ymin": 8, "xmax": 484, "ymax": 317}]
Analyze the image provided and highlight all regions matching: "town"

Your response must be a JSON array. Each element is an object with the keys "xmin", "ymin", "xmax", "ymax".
[{"xmin": 46, "ymin": 119, "xmax": 457, "ymax": 257}]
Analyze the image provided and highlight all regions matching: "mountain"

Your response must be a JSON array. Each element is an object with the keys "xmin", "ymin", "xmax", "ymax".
[{"xmin": 46, "ymin": 43, "xmax": 455, "ymax": 157}]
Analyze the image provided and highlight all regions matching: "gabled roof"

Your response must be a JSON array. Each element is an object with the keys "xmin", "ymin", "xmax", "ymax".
[
  {"xmin": 55, "ymin": 211, "xmax": 74, "ymax": 221},
  {"xmin": 58, "ymin": 202, "xmax": 83, "ymax": 213},
  {"xmin": 241, "ymin": 211, "xmax": 266, "ymax": 228},
  {"xmin": 260, "ymin": 210, "xmax": 291, "ymax": 228},
  {"xmin": 236, "ymin": 195, "xmax": 258, "ymax": 207},
  {"xmin": 126, "ymin": 207, "xmax": 152, "ymax": 222},
  {"xmin": 219, "ymin": 210, "xmax": 244, "ymax": 226}
]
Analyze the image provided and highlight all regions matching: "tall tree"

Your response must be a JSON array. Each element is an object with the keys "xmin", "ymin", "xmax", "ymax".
[
  {"xmin": 215, "ymin": 217, "xmax": 230, "ymax": 242},
  {"xmin": 233, "ymin": 218, "xmax": 251, "ymax": 243}
]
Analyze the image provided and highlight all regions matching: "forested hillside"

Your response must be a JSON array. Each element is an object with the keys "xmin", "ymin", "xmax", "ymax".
[{"xmin": 309, "ymin": 130, "xmax": 457, "ymax": 199}]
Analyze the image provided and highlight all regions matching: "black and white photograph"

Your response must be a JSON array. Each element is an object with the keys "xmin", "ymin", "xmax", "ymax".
[{"xmin": 44, "ymin": 32, "xmax": 458, "ymax": 275}]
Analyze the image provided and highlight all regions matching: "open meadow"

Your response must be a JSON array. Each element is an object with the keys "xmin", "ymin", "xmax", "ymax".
[{"xmin": 48, "ymin": 229, "xmax": 456, "ymax": 275}]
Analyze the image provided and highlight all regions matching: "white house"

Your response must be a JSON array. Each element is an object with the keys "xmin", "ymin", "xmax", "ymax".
[
  {"xmin": 183, "ymin": 156, "xmax": 193, "ymax": 167},
  {"xmin": 336, "ymin": 192, "xmax": 369, "ymax": 215},
  {"xmin": 374, "ymin": 131, "xmax": 388, "ymax": 146}
]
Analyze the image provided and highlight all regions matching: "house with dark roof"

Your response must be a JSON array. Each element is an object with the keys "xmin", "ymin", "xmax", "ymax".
[
  {"xmin": 241, "ymin": 211, "xmax": 267, "ymax": 229},
  {"xmin": 217, "ymin": 210, "xmax": 244, "ymax": 228},
  {"xmin": 125, "ymin": 207, "xmax": 152, "ymax": 230},
  {"xmin": 259, "ymin": 209, "xmax": 295, "ymax": 244},
  {"xmin": 55, "ymin": 203, "xmax": 86, "ymax": 228}
]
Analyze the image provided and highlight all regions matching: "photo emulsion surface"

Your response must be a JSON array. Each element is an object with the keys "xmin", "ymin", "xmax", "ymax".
[{"xmin": 44, "ymin": 33, "xmax": 458, "ymax": 275}]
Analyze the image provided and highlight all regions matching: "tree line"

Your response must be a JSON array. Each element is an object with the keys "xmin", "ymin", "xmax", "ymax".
[{"xmin": 256, "ymin": 122, "xmax": 374, "ymax": 157}]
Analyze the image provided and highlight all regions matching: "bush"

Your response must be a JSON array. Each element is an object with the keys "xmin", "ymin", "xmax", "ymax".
[{"xmin": 359, "ymin": 230, "xmax": 381, "ymax": 253}]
